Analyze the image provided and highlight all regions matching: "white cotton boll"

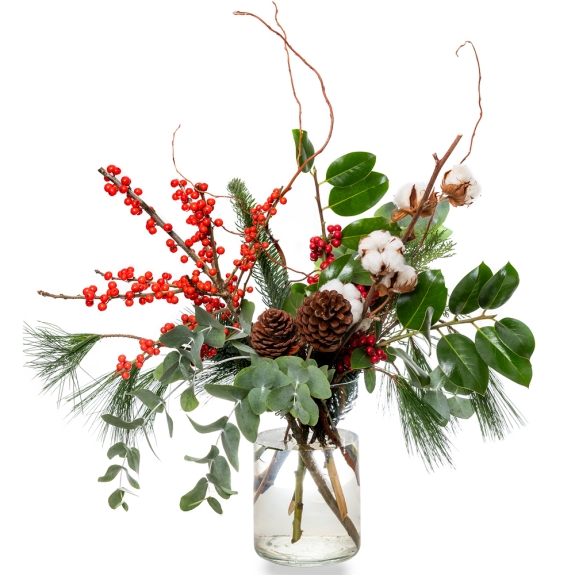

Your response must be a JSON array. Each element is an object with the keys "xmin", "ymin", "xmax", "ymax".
[
  {"xmin": 358, "ymin": 318, "xmax": 373, "ymax": 332},
  {"xmin": 321, "ymin": 279, "xmax": 345, "ymax": 295},
  {"xmin": 361, "ymin": 250, "xmax": 385, "ymax": 275},
  {"xmin": 368, "ymin": 230, "xmax": 392, "ymax": 251},
  {"xmin": 358, "ymin": 235, "xmax": 380, "ymax": 253},
  {"xmin": 350, "ymin": 299, "xmax": 364, "ymax": 324},
  {"xmin": 342, "ymin": 282, "xmax": 362, "ymax": 302},
  {"xmin": 380, "ymin": 273, "xmax": 395, "ymax": 288},
  {"xmin": 445, "ymin": 164, "xmax": 473, "ymax": 185},
  {"xmin": 394, "ymin": 182, "xmax": 426, "ymax": 209},
  {"xmin": 395, "ymin": 265, "xmax": 417, "ymax": 287},
  {"xmin": 386, "ymin": 236, "xmax": 404, "ymax": 251},
  {"xmin": 465, "ymin": 182, "xmax": 481, "ymax": 203},
  {"xmin": 381, "ymin": 246, "xmax": 405, "ymax": 272}
]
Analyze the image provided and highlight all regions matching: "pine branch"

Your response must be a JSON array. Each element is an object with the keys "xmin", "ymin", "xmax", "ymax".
[
  {"xmin": 325, "ymin": 371, "xmax": 359, "ymax": 425},
  {"xmin": 471, "ymin": 370, "xmax": 527, "ymax": 441},
  {"xmin": 404, "ymin": 227, "xmax": 456, "ymax": 271},
  {"xmin": 227, "ymin": 178, "xmax": 291, "ymax": 309}
]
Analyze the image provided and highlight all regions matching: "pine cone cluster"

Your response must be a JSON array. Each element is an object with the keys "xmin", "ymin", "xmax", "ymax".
[
  {"xmin": 250, "ymin": 309, "xmax": 301, "ymax": 359},
  {"xmin": 295, "ymin": 290, "xmax": 353, "ymax": 352}
]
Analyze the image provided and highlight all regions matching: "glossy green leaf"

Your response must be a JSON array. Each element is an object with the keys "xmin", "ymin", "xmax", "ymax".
[
  {"xmin": 126, "ymin": 447, "xmax": 140, "ymax": 474},
  {"xmin": 400, "ymin": 201, "xmax": 451, "ymax": 235},
  {"xmin": 447, "ymin": 396, "xmax": 475, "ymax": 419},
  {"xmin": 180, "ymin": 385, "xmax": 200, "ymax": 412},
  {"xmin": 187, "ymin": 415, "xmax": 228, "ymax": 434},
  {"xmin": 282, "ymin": 292, "xmax": 304, "ymax": 317},
  {"xmin": 495, "ymin": 318, "xmax": 535, "ymax": 359},
  {"xmin": 423, "ymin": 390, "xmax": 450, "ymax": 426},
  {"xmin": 184, "ymin": 445, "xmax": 220, "ymax": 464},
  {"xmin": 328, "ymin": 172, "xmax": 389, "ymax": 217},
  {"xmin": 475, "ymin": 327, "xmax": 532, "ymax": 387},
  {"xmin": 180, "ymin": 477, "xmax": 208, "ymax": 512},
  {"xmin": 364, "ymin": 369, "xmax": 376, "ymax": 393},
  {"xmin": 391, "ymin": 347, "xmax": 431, "ymax": 388},
  {"xmin": 108, "ymin": 489, "xmax": 124, "ymax": 510},
  {"xmin": 318, "ymin": 254, "xmax": 355, "ymax": 287},
  {"xmin": 449, "ymin": 262, "xmax": 493, "ymax": 315},
  {"xmin": 478, "ymin": 262, "xmax": 520, "ymax": 310},
  {"xmin": 437, "ymin": 334, "xmax": 489, "ymax": 395},
  {"xmin": 396, "ymin": 270, "xmax": 448, "ymax": 330},
  {"xmin": 306, "ymin": 365, "xmax": 331, "ymax": 399},
  {"xmin": 129, "ymin": 389, "xmax": 164, "ymax": 413},
  {"xmin": 291, "ymin": 283, "xmax": 307, "ymax": 295},
  {"xmin": 235, "ymin": 398, "xmax": 260, "ymax": 442},
  {"xmin": 159, "ymin": 325, "xmax": 194, "ymax": 348},
  {"xmin": 341, "ymin": 217, "xmax": 391, "ymax": 250},
  {"xmin": 101, "ymin": 415, "xmax": 144, "ymax": 431},
  {"xmin": 351, "ymin": 257, "xmax": 372, "ymax": 286},
  {"xmin": 222, "ymin": 423, "xmax": 241, "ymax": 472},
  {"xmin": 292, "ymin": 129, "xmax": 315, "ymax": 173},
  {"xmin": 107, "ymin": 442, "xmax": 128, "ymax": 460},
  {"xmin": 98, "ymin": 465, "xmax": 124, "ymax": 483},
  {"xmin": 351, "ymin": 347, "xmax": 372, "ymax": 369},
  {"xmin": 239, "ymin": 299, "xmax": 255, "ymax": 335},
  {"xmin": 207, "ymin": 497, "xmax": 223, "ymax": 514},
  {"xmin": 325, "ymin": 151, "xmax": 376, "ymax": 187},
  {"xmin": 204, "ymin": 384, "xmax": 249, "ymax": 402}
]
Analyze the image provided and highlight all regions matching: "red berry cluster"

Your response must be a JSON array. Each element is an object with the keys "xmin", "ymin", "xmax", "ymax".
[
  {"xmin": 334, "ymin": 333, "xmax": 387, "ymax": 373},
  {"xmin": 309, "ymin": 224, "xmax": 343, "ymax": 270},
  {"xmin": 103, "ymin": 165, "xmax": 144, "ymax": 216},
  {"xmin": 355, "ymin": 284, "xmax": 378, "ymax": 306}
]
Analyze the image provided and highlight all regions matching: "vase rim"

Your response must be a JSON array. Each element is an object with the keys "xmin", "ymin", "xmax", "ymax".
[{"xmin": 255, "ymin": 427, "xmax": 358, "ymax": 451}]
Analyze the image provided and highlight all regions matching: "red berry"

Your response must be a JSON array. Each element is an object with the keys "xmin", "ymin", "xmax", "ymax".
[
  {"xmin": 213, "ymin": 218, "xmax": 223, "ymax": 227},
  {"xmin": 367, "ymin": 335, "xmax": 377, "ymax": 346},
  {"xmin": 97, "ymin": 302, "xmax": 107, "ymax": 311},
  {"xmin": 163, "ymin": 223, "xmax": 173, "ymax": 232},
  {"xmin": 181, "ymin": 255, "xmax": 189, "ymax": 263},
  {"xmin": 121, "ymin": 372, "xmax": 131, "ymax": 380},
  {"xmin": 121, "ymin": 176, "xmax": 131, "ymax": 186},
  {"xmin": 170, "ymin": 179, "xmax": 179, "ymax": 188},
  {"xmin": 370, "ymin": 354, "xmax": 379, "ymax": 364},
  {"xmin": 199, "ymin": 183, "xmax": 208, "ymax": 192},
  {"xmin": 106, "ymin": 165, "xmax": 116, "ymax": 173},
  {"xmin": 279, "ymin": 197, "xmax": 287, "ymax": 205}
]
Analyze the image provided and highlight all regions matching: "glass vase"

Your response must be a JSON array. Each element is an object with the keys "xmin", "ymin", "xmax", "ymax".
[{"xmin": 253, "ymin": 428, "xmax": 360, "ymax": 567}]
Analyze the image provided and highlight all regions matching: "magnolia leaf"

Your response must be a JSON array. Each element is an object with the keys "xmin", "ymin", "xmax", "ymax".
[
  {"xmin": 391, "ymin": 347, "xmax": 431, "ymax": 388},
  {"xmin": 325, "ymin": 151, "xmax": 376, "ymax": 187},
  {"xmin": 478, "ymin": 262, "xmax": 520, "ymax": 310},
  {"xmin": 341, "ymin": 217, "xmax": 390, "ymax": 250},
  {"xmin": 449, "ymin": 262, "xmax": 493, "ymax": 315},
  {"xmin": 318, "ymin": 254, "xmax": 355, "ymax": 287},
  {"xmin": 495, "ymin": 318, "xmax": 535, "ymax": 359},
  {"xmin": 328, "ymin": 171, "xmax": 389, "ymax": 217},
  {"xmin": 351, "ymin": 347, "xmax": 372, "ymax": 369}
]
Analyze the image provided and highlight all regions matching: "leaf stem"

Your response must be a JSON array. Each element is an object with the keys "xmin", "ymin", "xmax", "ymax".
[{"xmin": 291, "ymin": 454, "xmax": 306, "ymax": 543}]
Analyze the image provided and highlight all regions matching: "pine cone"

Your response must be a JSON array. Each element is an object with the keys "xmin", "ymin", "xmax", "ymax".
[
  {"xmin": 295, "ymin": 290, "xmax": 354, "ymax": 352},
  {"xmin": 250, "ymin": 309, "xmax": 301, "ymax": 359}
]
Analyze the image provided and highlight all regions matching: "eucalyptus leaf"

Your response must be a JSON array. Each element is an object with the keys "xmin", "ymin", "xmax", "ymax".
[
  {"xmin": 210, "ymin": 456, "xmax": 232, "ymax": 499},
  {"xmin": 234, "ymin": 365, "xmax": 258, "ymax": 389},
  {"xmin": 125, "ymin": 470, "xmax": 140, "ymax": 490},
  {"xmin": 107, "ymin": 442, "xmax": 128, "ymax": 460},
  {"xmin": 187, "ymin": 415, "xmax": 228, "ymax": 434},
  {"xmin": 447, "ymin": 396, "xmax": 475, "ymax": 419},
  {"xmin": 421, "ymin": 306, "xmax": 434, "ymax": 355},
  {"xmin": 282, "ymin": 292, "xmax": 304, "ymax": 318},
  {"xmin": 180, "ymin": 385, "xmax": 200, "ymax": 412},
  {"xmin": 325, "ymin": 151, "xmax": 376, "ymax": 187},
  {"xmin": 306, "ymin": 365, "xmax": 331, "ymax": 399},
  {"xmin": 98, "ymin": 464, "xmax": 124, "ymax": 483},
  {"xmin": 126, "ymin": 447, "xmax": 140, "ymax": 474},
  {"xmin": 222, "ymin": 423, "xmax": 241, "ymax": 472},
  {"xmin": 248, "ymin": 386, "xmax": 271, "ymax": 415},
  {"xmin": 159, "ymin": 351, "xmax": 183, "ymax": 384},
  {"xmin": 203, "ymin": 328, "xmax": 226, "ymax": 349},
  {"xmin": 204, "ymin": 384, "xmax": 249, "ymax": 402},
  {"xmin": 207, "ymin": 497, "xmax": 223, "ymax": 514},
  {"xmin": 108, "ymin": 489, "xmax": 124, "ymax": 510},
  {"xmin": 235, "ymin": 398, "xmax": 260, "ymax": 442},
  {"xmin": 180, "ymin": 477, "xmax": 208, "ymax": 511},
  {"xmin": 266, "ymin": 383, "xmax": 297, "ymax": 412},
  {"xmin": 478, "ymin": 262, "xmax": 520, "ymax": 310},
  {"xmin": 291, "ymin": 383, "xmax": 319, "ymax": 426},
  {"xmin": 328, "ymin": 172, "xmax": 389, "ymax": 217},
  {"xmin": 194, "ymin": 305, "xmax": 225, "ymax": 329},
  {"xmin": 129, "ymin": 389, "xmax": 164, "ymax": 413},
  {"xmin": 165, "ymin": 411, "xmax": 174, "ymax": 438},
  {"xmin": 159, "ymin": 325, "xmax": 194, "ymax": 348},
  {"xmin": 239, "ymin": 299, "xmax": 255, "ymax": 335},
  {"xmin": 423, "ymin": 390, "xmax": 450, "ymax": 426},
  {"xmin": 184, "ymin": 445, "xmax": 220, "ymax": 464},
  {"xmin": 230, "ymin": 341, "xmax": 257, "ymax": 356},
  {"xmin": 101, "ymin": 414, "xmax": 144, "ymax": 431}
]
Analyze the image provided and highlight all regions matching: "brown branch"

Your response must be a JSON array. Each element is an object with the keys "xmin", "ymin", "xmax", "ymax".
[
  {"xmin": 233, "ymin": 8, "xmax": 334, "ymax": 197},
  {"xmin": 38, "ymin": 288, "xmax": 184, "ymax": 301},
  {"xmin": 99, "ymin": 333, "xmax": 145, "ymax": 341},
  {"xmin": 401, "ymin": 134, "xmax": 462, "ymax": 243},
  {"xmin": 312, "ymin": 167, "xmax": 326, "ymax": 237},
  {"xmin": 456, "ymin": 41, "xmax": 483, "ymax": 164},
  {"xmin": 262, "ymin": 248, "xmax": 311, "ymax": 278},
  {"xmin": 37, "ymin": 290, "xmax": 84, "ymax": 300}
]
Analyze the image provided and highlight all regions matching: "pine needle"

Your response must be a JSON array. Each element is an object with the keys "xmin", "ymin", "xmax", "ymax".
[{"xmin": 404, "ymin": 227, "xmax": 456, "ymax": 271}]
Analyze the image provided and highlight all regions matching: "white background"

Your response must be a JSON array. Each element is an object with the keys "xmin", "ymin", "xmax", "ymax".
[{"xmin": 2, "ymin": 0, "xmax": 574, "ymax": 573}]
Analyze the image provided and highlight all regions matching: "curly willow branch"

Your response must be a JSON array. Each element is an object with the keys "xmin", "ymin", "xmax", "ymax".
[{"xmin": 456, "ymin": 40, "xmax": 483, "ymax": 164}]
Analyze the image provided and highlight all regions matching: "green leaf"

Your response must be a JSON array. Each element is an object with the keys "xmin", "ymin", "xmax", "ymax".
[
  {"xmin": 107, "ymin": 442, "xmax": 128, "ymax": 460},
  {"xmin": 291, "ymin": 283, "xmax": 307, "ymax": 295},
  {"xmin": 351, "ymin": 347, "xmax": 372, "ymax": 369},
  {"xmin": 449, "ymin": 262, "xmax": 493, "ymax": 315},
  {"xmin": 396, "ymin": 270, "xmax": 448, "ymax": 330},
  {"xmin": 210, "ymin": 455, "xmax": 233, "ymax": 499},
  {"xmin": 341, "ymin": 217, "xmax": 392, "ymax": 251},
  {"xmin": 180, "ymin": 477, "xmax": 208, "ymax": 512},
  {"xmin": 328, "ymin": 171, "xmax": 389, "ymax": 217},
  {"xmin": 318, "ymin": 254, "xmax": 355, "ymax": 287},
  {"xmin": 234, "ymin": 365, "xmax": 258, "ymax": 389},
  {"xmin": 108, "ymin": 488, "xmax": 124, "ymax": 510},
  {"xmin": 235, "ymin": 398, "xmax": 260, "ymax": 442},
  {"xmin": 121, "ymin": 502, "xmax": 129, "ymax": 512},
  {"xmin": 443, "ymin": 378, "xmax": 472, "ymax": 396},
  {"xmin": 325, "ymin": 151, "xmax": 376, "ymax": 187},
  {"xmin": 292, "ymin": 383, "xmax": 319, "ymax": 426},
  {"xmin": 248, "ymin": 386, "xmax": 271, "ymax": 415},
  {"xmin": 374, "ymin": 201, "xmax": 396, "ymax": 222},
  {"xmin": 306, "ymin": 365, "xmax": 331, "ymax": 399},
  {"xmin": 282, "ymin": 292, "xmax": 304, "ymax": 317},
  {"xmin": 447, "ymin": 396, "xmax": 475, "ymax": 419},
  {"xmin": 275, "ymin": 356, "xmax": 306, "ymax": 374},
  {"xmin": 239, "ymin": 299, "xmax": 255, "ymax": 335},
  {"xmin": 126, "ymin": 447, "xmax": 140, "ymax": 474},
  {"xmin": 206, "ymin": 474, "xmax": 238, "ymax": 497},
  {"xmin": 478, "ymin": 262, "xmax": 520, "ymax": 310},
  {"xmin": 230, "ymin": 341, "xmax": 257, "ymax": 356},
  {"xmin": 423, "ymin": 390, "xmax": 450, "ymax": 426},
  {"xmin": 125, "ymin": 470, "xmax": 140, "ymax": 489},
  {"xmin": 495, "ymin": 318, "xmax": 535, "ymax": 359},
  {"xmin": 365, "ymin": 369, "xmax": 377, "ymax": 393},
  {"xmin": 158, "ymin": 351, "xmax": 183, "ymax": 385},
  {"xmin": 159, "ymin": 325, "xmax": 194, "ymax": 348},
  {"xmin": 98, "ymin": 465, "xmax": 124, "ymax": 483},
  {"xmin": 180, "ymin": 385, "xmax": 200, "ymax": 412},
  {"xmin": 292, "ymin": 129, "xmax": 315, "ymax": 173},
  {"xmin": 429, "ymin": 366, "xmax": 448, "ymax": 390},
  {"xmin": 203, "ymin": 328, "xmax": 226, "ymax": 349},
  {"xmin": 421, "ymin": 306, "xmax": 434, "ymax": 354},
  {"xmin": 266, "ymin": 383, "xmax": 297, "ymax": 411},
  {"xmin": 391, "ymin": 347, "xmax": 431, "ymax": 388},
  {"xmin": 475, "ymin": 327, "xmax": 532, "ymax": 387},
  {"xmin": 187, "ymin": 415, "xmax": 228, "ymax": 434},
  {"xmin": 101, "ymin": 414, "xmax": 144, "ymax": 431},
  {"xmin": 129, "ymin": 389, "xmax": 164, "ymax": 413},
  {"xmin": 184, "ymin": 445, "xmax": 220, "ymax": 464},
  {"xmin": 437, "ymin": 334, "xmax": 489, "ymax": 395},
  {"xmin": 165, "ymin": 411, "xmax": 174, "ymax": 438},
  {"xmin": 194, "ymin": 305, "xmax": 225, "ymax": 329},
  {"xmin": 207, "ymin": 497, "xmax": 223, "ymax": 514},
  {"xmin": 204, "ymin": 384, "xmax": 249, "ymax": 402},
  {"xmin": 351, "ymin": 258, "xmax": 372, "ymax": 286},
  {"xmin": 222, "ymin": 423, "xmax": 241, "ymax": 472}
]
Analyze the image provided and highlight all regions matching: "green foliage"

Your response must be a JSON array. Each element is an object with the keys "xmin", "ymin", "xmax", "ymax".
[
  {"xmin": 403, "ymin": 227, "xmax": 456, "ymax": 271},
  {"xmin": 325, "ymin": 151, "xmax": 376, "ymax": 187},
  {"xmin": 292, "ymin": 129, "xmax": 315, "ymax": 172},
  {"xmin": 328, "ymin": 172, "xmax": 389, "ymax": 216},
  {"xmin": 449, "ymin": 263, "xmax": 493, "ymax": 315},
  {"xmin": 227, "ymin": 178, "xmax": 291, "ymax": 310},
  {"xmin": 317, "ymin": 253, "xmax": 354, "ymax": 287},
  {"xmin": 341, "ymin": 217, "xmax": 392, "ymax": 250},
  {"xmin": 478, "ymin": 262, "xmax": 520, "ymax": 309}
]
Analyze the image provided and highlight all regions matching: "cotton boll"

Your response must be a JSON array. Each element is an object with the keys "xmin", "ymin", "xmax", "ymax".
[
  {"xmin": 465, "ymin": 182, "xmax": 481, "ymax": 203},
  {"xmin": 342, "ymin": 282, "xmax": 362, "ymax": 302},
  {"xmin": 395, "ymin": 265, "xmax": 417, "ymax": 287},
  {"xmin": 321, "ymin": 279, "xmax": 345, "ymax": 295},
  {"xmin": 386, "ymin": 236, "xmax": 404, "ymax": 251},
  {"xmin": 380, "ymin": 273, "xmax": 395, "ymax": 288},
  {"xmin": 368, "ymin": 230, "xmax": 392, "ymax": 251},
  {"xmin": 381, "ymin": 246, "xmax": 405, "ymax": 272},
  {"xmin": 350, "ymin": 299, "xmax": 364, "ymax": 324},
  {"xmin": 394, "ymin": 182, "xmax": 426, "ymax": 209},
  {"xmin": 358, "ymin": 234, "xmax": 380, "ymax": 253},
  {"xmin": 358, "ymin": 318, "xmax": 373, "ymax": 332},
  {"xmin": 361, "ymin": 249, "xmax": 385, "ymax": 275},
  {"xmin": 445, "ymin": 164, "xmax": 473, "ymax": 185}
]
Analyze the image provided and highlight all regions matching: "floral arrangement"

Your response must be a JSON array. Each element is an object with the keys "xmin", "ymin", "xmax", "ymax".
[{"xmin": 24, "ymin": 4, "xmax": 534, "ymax": 557}]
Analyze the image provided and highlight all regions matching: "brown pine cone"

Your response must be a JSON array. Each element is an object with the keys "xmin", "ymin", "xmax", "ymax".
[
  {"xmin": 250, "ymin": 309, "xmax": 301, "ymax": 359},
  {"xmin": 295, "ymin": 290, "xmax": 354, "ymax": 352}
]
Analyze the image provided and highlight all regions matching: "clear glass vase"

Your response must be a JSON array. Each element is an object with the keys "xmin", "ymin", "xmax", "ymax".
[{"xmin": 253, "ymin": 428, "xmax": 360, "ymax": 567}]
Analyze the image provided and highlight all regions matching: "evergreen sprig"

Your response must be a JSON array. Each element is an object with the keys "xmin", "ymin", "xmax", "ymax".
[
  {"xmin": 227, "ymin": 178, "xmax": 291, "ymax": 309},
  {"xmin": 404, "ymin": 227, "xmax": 456, "ymax": 271}
]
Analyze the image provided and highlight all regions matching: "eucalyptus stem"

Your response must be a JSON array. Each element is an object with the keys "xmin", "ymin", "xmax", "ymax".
[{"xmin": 291, "ymin": 454, "xmax": 306, "ymax": 543}]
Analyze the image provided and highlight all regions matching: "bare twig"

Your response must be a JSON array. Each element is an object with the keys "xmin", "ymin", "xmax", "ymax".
[
  {"xmin": 456, "ymin": 41, "xmax": 483, "ymax": 164},
  {"xmin": 312, "ymin": 167, "xmax": 326, "ymax": 237}
]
